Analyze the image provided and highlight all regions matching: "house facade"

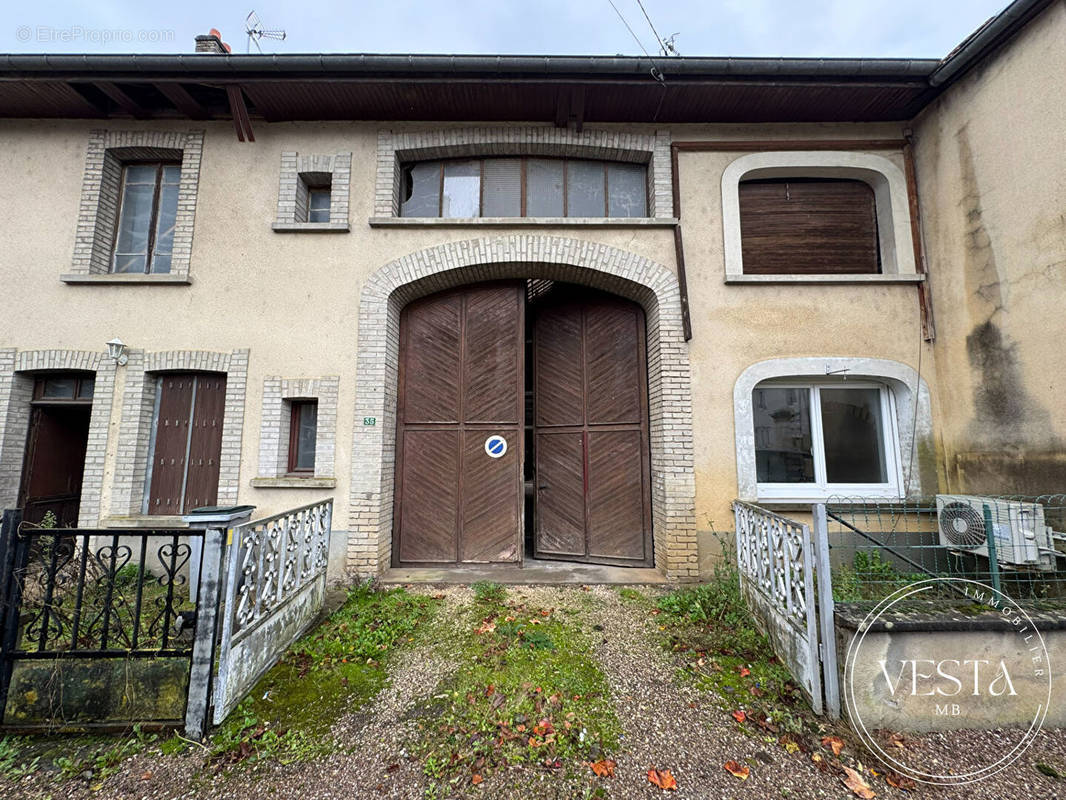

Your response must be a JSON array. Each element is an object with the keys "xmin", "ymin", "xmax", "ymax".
[{"xmin": 0, "ymin": 0, "xmax": 1062, "ymax": 581}]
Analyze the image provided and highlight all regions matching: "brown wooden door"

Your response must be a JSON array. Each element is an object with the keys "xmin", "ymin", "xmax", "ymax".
[
  {"xmin": 18, "ymin": 405, "xmax": 91, "ymax": 527},
  {"xmin": 533, "ymin": 288, "xmax": 652, "ymax": 565},
  {"xmin": 393, "ymin": 283, "xmax": 524, "ymax": 565},
  {"xmin": 147, "ymin": 373, "xmax": 226, "ymax": 515}
]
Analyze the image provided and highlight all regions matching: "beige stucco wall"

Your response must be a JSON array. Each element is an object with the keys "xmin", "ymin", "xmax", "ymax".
[
  {"xmin": 913, "ymin": 2, "xmax": 1066, "ymax": 495},
  {"xmin": 0, "ymin": 114, "xmax": 940, "ymax": 575}
]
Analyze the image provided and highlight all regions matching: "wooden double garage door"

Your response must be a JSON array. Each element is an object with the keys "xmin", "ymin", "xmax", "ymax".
[{"xmin": 393, "ymin": 282, "xmax": 653, "ymax": 567}]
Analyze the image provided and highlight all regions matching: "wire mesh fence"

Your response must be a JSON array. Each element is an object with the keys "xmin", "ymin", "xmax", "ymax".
[{"xmin": 823, "ymin": 495, "xmax": 1066, "ymax": 608}]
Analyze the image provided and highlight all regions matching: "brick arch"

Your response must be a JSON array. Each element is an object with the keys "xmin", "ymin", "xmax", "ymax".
[{"xmin": 348, "ymin": 235, "xmax": 696, "ymax": 579}]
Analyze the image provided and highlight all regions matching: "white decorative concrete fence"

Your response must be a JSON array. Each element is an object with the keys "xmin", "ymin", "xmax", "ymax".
[
  {"xmin": 212, "ymin": 499, "xmax": 333, "ymax": 725},
  {"xmin": 733, "ymin": 501, "xmax": 839, "ymax": 717}
]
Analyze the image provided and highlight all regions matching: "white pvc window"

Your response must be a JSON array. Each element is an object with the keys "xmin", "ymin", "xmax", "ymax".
[{"xmin": 753, "ymin": 380, "xmax": 902, "ymax": 501}]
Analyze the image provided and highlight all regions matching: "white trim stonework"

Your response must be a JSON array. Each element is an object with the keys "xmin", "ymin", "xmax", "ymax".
[
  {"xmin": 67, "ymin": 130, "xmax": 205, "ymax": 282},
  {"xmin": 109, "ymin": 349, "xmax": 248, "ymax": 521},
  {"xmin": 375, "ymin": 127, "xmax": 674, "ymax": 219},
  {"xmin": 348, "ymin": 234, "xmax": 697, "ymax": 580},
  {"xmin": 273, "ymin": 151, "xmax": 352, "ymax": 232},
  {"xmin": 0, "ymin": 349, "xmax": 115, "ymax": 526},
  {"xmin": 255, "ymin": 376, "xmax": 339, "ymax": 483},
  {"xmin": 721, "ymin": 151, "xmax": 916, "ymax": 281},
  {"xmin": 733, "ymin": 357, "xmax": 934, "ymax": 502}
]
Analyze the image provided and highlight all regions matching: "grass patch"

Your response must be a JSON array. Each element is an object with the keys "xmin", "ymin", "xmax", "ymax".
[
  {"xmin": 0, "ymin": 726, "xmax": 161, "ymax": 790},
  {"xmin": 654, "ymin": 553, "xmax": 816, "ymax": 742},
  {"xmin": 414, "ymin": 586, "xmax": 620, "ymax": 793},
  {"xmin": 210, "ymin": 583, "xmax": 438, "ymax": 768}
]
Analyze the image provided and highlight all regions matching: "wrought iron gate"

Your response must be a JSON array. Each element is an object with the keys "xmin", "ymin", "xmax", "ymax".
[{"xmin": 0, "ymin": 508, "xmax": 211, "ymax": 730}]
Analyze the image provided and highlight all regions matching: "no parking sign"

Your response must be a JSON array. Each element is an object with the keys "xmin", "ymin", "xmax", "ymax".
[{"xmin": 484, "ymin": 435, "xmax": 507, "ymax": 458}]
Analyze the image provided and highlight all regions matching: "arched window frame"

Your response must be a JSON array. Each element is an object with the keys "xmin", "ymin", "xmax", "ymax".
[
  {"xmin": 734, "ymin": 357, "xmax": 933, "ymax": 502},
  {"xmin": 721, "ymin": 151, "xmax": 921, "ymax": 283}
]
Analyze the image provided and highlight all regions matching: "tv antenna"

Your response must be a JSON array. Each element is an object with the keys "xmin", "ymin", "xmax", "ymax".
[{"xmin": 245, "ymin": 10, "xmax": 286, "ymax": 53}]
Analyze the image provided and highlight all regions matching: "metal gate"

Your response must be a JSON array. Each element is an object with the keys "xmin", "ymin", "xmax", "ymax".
[
  {"xmin": 0, "ymin": 509, "xmax": 212, "ymax": 731},
  {"xmin": 733, "ymin": 501, "xmax": 839, "ymax": 717}
]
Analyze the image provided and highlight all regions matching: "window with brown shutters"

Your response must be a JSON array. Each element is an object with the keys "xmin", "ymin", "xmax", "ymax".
[
  {"xmin": 738, "ymin": 178, "xmax": 880, "ymax": 275},
  {"xmin": 146, "ymin": 373, "xmax": 227, "ymax": 515}
]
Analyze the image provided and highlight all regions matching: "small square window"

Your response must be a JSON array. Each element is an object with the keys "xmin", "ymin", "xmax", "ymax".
[
  {"xmin": 288, "ymin": 400, "xmax": 318, "ymax": 474},
  {"xmin": 307, "ymin": 188, "xmax": 331, "ymax": 223}
]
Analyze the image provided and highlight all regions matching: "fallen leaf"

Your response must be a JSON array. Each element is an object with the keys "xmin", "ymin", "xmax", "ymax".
[
  {"xmin": 471, "ymin": 774, "xmax": 483, "ymax": 785},
  {"xmin": 140, "ymin": 771, "xmax": 153, "ymax": 781},
  {"xmin": 731, "ymin": 710, "xmax": 747, "ymax": 723},
  {"xmin": 590, "ymin": 759, "xmax": 616, "ymax": 777},
  {"xmin": 841, "ymin": 765, "xmax": 876, "ymax": 799},
  {"xmin": 822, "ymin": 735, "xmax": 846, "ymax": 757},
  {"xmin": 886, "ymin": 771, "xmax": 916, "ymax": 791},
  {"xmin": 723, "ymin": 761, "xmax": 750, "ymax": 781},
  {"xmin": 738, "ymin": 667, "xmax": 751, "ymax": 677},
  {"xmin": 648, "ymin": 768, "xmax": 679, "ymax": 789}
]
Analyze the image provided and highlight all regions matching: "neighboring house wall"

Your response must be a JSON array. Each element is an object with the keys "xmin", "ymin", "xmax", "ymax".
[
  {"xmin": 6, "ymin": 103, "xmax": 1040, "ymax": 574},
  {"xmin": 913, "ymin": 3, "xmax": 1066, "ymax": 494}
]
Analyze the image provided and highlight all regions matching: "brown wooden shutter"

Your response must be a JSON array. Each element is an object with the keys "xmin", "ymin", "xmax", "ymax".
[
  {"xmin": 184, "ymin": 374, "xmax": 226, "ymax": 510},
  {"xmin": 738, "ymin": 179, "xmax": 879, "ymax": 274},
  {"xmin": 147, "ymin": 375, "xmax": 194, "ymax": 515},
  {"xmin": 147, "ymin": 373, "xmax": 226, "ymax": 515}
]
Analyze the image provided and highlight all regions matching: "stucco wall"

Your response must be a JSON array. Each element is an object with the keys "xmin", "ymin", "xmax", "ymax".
[
  {"xmin": 0, "ymin": 116, "xmax": 938, "ymax": 574},
  {"xmin": 913, "ymin": 2, "xmax": 1066, "ymax": 495}
]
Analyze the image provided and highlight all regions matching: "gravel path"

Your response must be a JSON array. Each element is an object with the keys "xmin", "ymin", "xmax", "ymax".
[{"xmin": 3, "ymin": 584, "xmax": 1066, "ymax": 800}]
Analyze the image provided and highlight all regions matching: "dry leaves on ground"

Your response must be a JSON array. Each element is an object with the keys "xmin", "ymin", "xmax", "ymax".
[
  {"xmin": 723, "ymin": 760, "xmax": 750, "ymax": 780},
  {"xmin": 647, "ymin": 768, "xmax": 678, "ymax": 790},
  {"xmin": 590, "ymin": 759, "xmax": 616, "ymax": 777},
  {"xmin": 822, "ymin": 735, "xmax": 845, "ymax": 757},
  {"xmin": 841, "ymin": 765, "xmax": 876, "ymax": 799}
]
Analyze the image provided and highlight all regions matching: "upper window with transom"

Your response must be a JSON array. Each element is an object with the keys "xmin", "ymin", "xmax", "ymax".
[
  {"xmin": 112, "ymin": 162, "xmax": 181, "ymax": 274},
  {"xmin": 400, "ymin": 157, "xmax": 648, "ymax": 219}
]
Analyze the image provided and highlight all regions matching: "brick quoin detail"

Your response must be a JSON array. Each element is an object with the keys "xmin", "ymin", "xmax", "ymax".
[{"xmin": 347, "ymin": 235, "xmax": 696, "ymax": 580}]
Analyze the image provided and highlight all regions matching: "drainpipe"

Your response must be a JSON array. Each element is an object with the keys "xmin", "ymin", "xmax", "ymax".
[
  {"xmin": 669, "ymin": 143, "xmax": 693, "ymax": 341},
  {"xmin": 902, "ymin": 130, "xmax": 936, "ymax": 342}
]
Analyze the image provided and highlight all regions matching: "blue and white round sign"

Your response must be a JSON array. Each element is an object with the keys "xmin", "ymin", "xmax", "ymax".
[{"xmin": 484, "ymin": 435, "xmax": 507, "ymax": 458}]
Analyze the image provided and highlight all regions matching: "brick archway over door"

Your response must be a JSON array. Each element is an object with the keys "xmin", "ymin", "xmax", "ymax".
[{"xmin": 348, "ymin": 235, "xmax": 697, "ymax": 580}]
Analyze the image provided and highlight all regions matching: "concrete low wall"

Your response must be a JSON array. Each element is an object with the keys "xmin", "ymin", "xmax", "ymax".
[{"xmin": 836, "ymin": 603, "xmax": 1065, "ymax": 731}]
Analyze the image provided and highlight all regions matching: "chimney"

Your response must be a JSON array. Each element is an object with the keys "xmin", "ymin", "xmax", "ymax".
[{"xmin": 195, "ymin": 28, "xmax": 231, "ymax": 54}]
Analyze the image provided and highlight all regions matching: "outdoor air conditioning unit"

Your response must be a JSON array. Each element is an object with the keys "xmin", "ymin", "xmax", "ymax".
[{"xmin": 936, "ymin": 495, "xmax": 1057, "ymax": 571}]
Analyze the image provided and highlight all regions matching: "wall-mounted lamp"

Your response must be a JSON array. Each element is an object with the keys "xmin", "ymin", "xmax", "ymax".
[{"xmin": 106, "ymin": 337, "xmax": 128, "ymax": 366}]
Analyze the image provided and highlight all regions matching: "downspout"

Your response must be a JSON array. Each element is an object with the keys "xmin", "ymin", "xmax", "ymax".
[
  {"xmin": 902, "ymin": 130, "xmax": 936, "ymax": 341},
  {"xmin": 669, "ymin": 143, "xmax": 693, "ymax": 341}
]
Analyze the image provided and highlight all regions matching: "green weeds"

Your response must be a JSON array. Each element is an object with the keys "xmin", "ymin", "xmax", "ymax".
[
  {"xmin": 210, "ymin": 582, "xmax": 438, "ymax": 768},
  {"xmin": 414, "ymin": 585, "xmax": 620, "ymax": 793}
]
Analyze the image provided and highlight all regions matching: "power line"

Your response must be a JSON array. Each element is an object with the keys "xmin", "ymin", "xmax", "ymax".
[
  {"xmin": 604, "ymin": 0, "xmax": 667, "ymax": 84},
  {"xmin": 635, "ymin": 0, "xmax": 668, "ymax": 56}
]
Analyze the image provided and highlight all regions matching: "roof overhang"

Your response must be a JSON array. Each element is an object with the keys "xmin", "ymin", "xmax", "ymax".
[{"xmin": 0, "ymin": 0, "xmax": 1052, "ymax": 127}]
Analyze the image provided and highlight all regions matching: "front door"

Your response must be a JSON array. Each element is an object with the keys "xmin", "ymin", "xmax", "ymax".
[
  {"xmin": 393, "ymin": 283, "xmax": 524, "ymax": 565},
  {"xmin": 18, "ymin": 374, "xmax": 94, "ymax": 527},
  {"xmin": 533, "ymin": 287, "xmax": 653, "ymax": 566}
]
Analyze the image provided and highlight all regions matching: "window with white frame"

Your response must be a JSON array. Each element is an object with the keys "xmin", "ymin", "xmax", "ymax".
[{"xmin": 752, "ymin": 380, "xmax": 902, "ymax": 500}]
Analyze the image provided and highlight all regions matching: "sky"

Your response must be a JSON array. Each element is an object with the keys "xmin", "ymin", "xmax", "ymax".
[{"xmin": 7, "ymin": 0, "xmax": 1011, "ymax": 59}]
